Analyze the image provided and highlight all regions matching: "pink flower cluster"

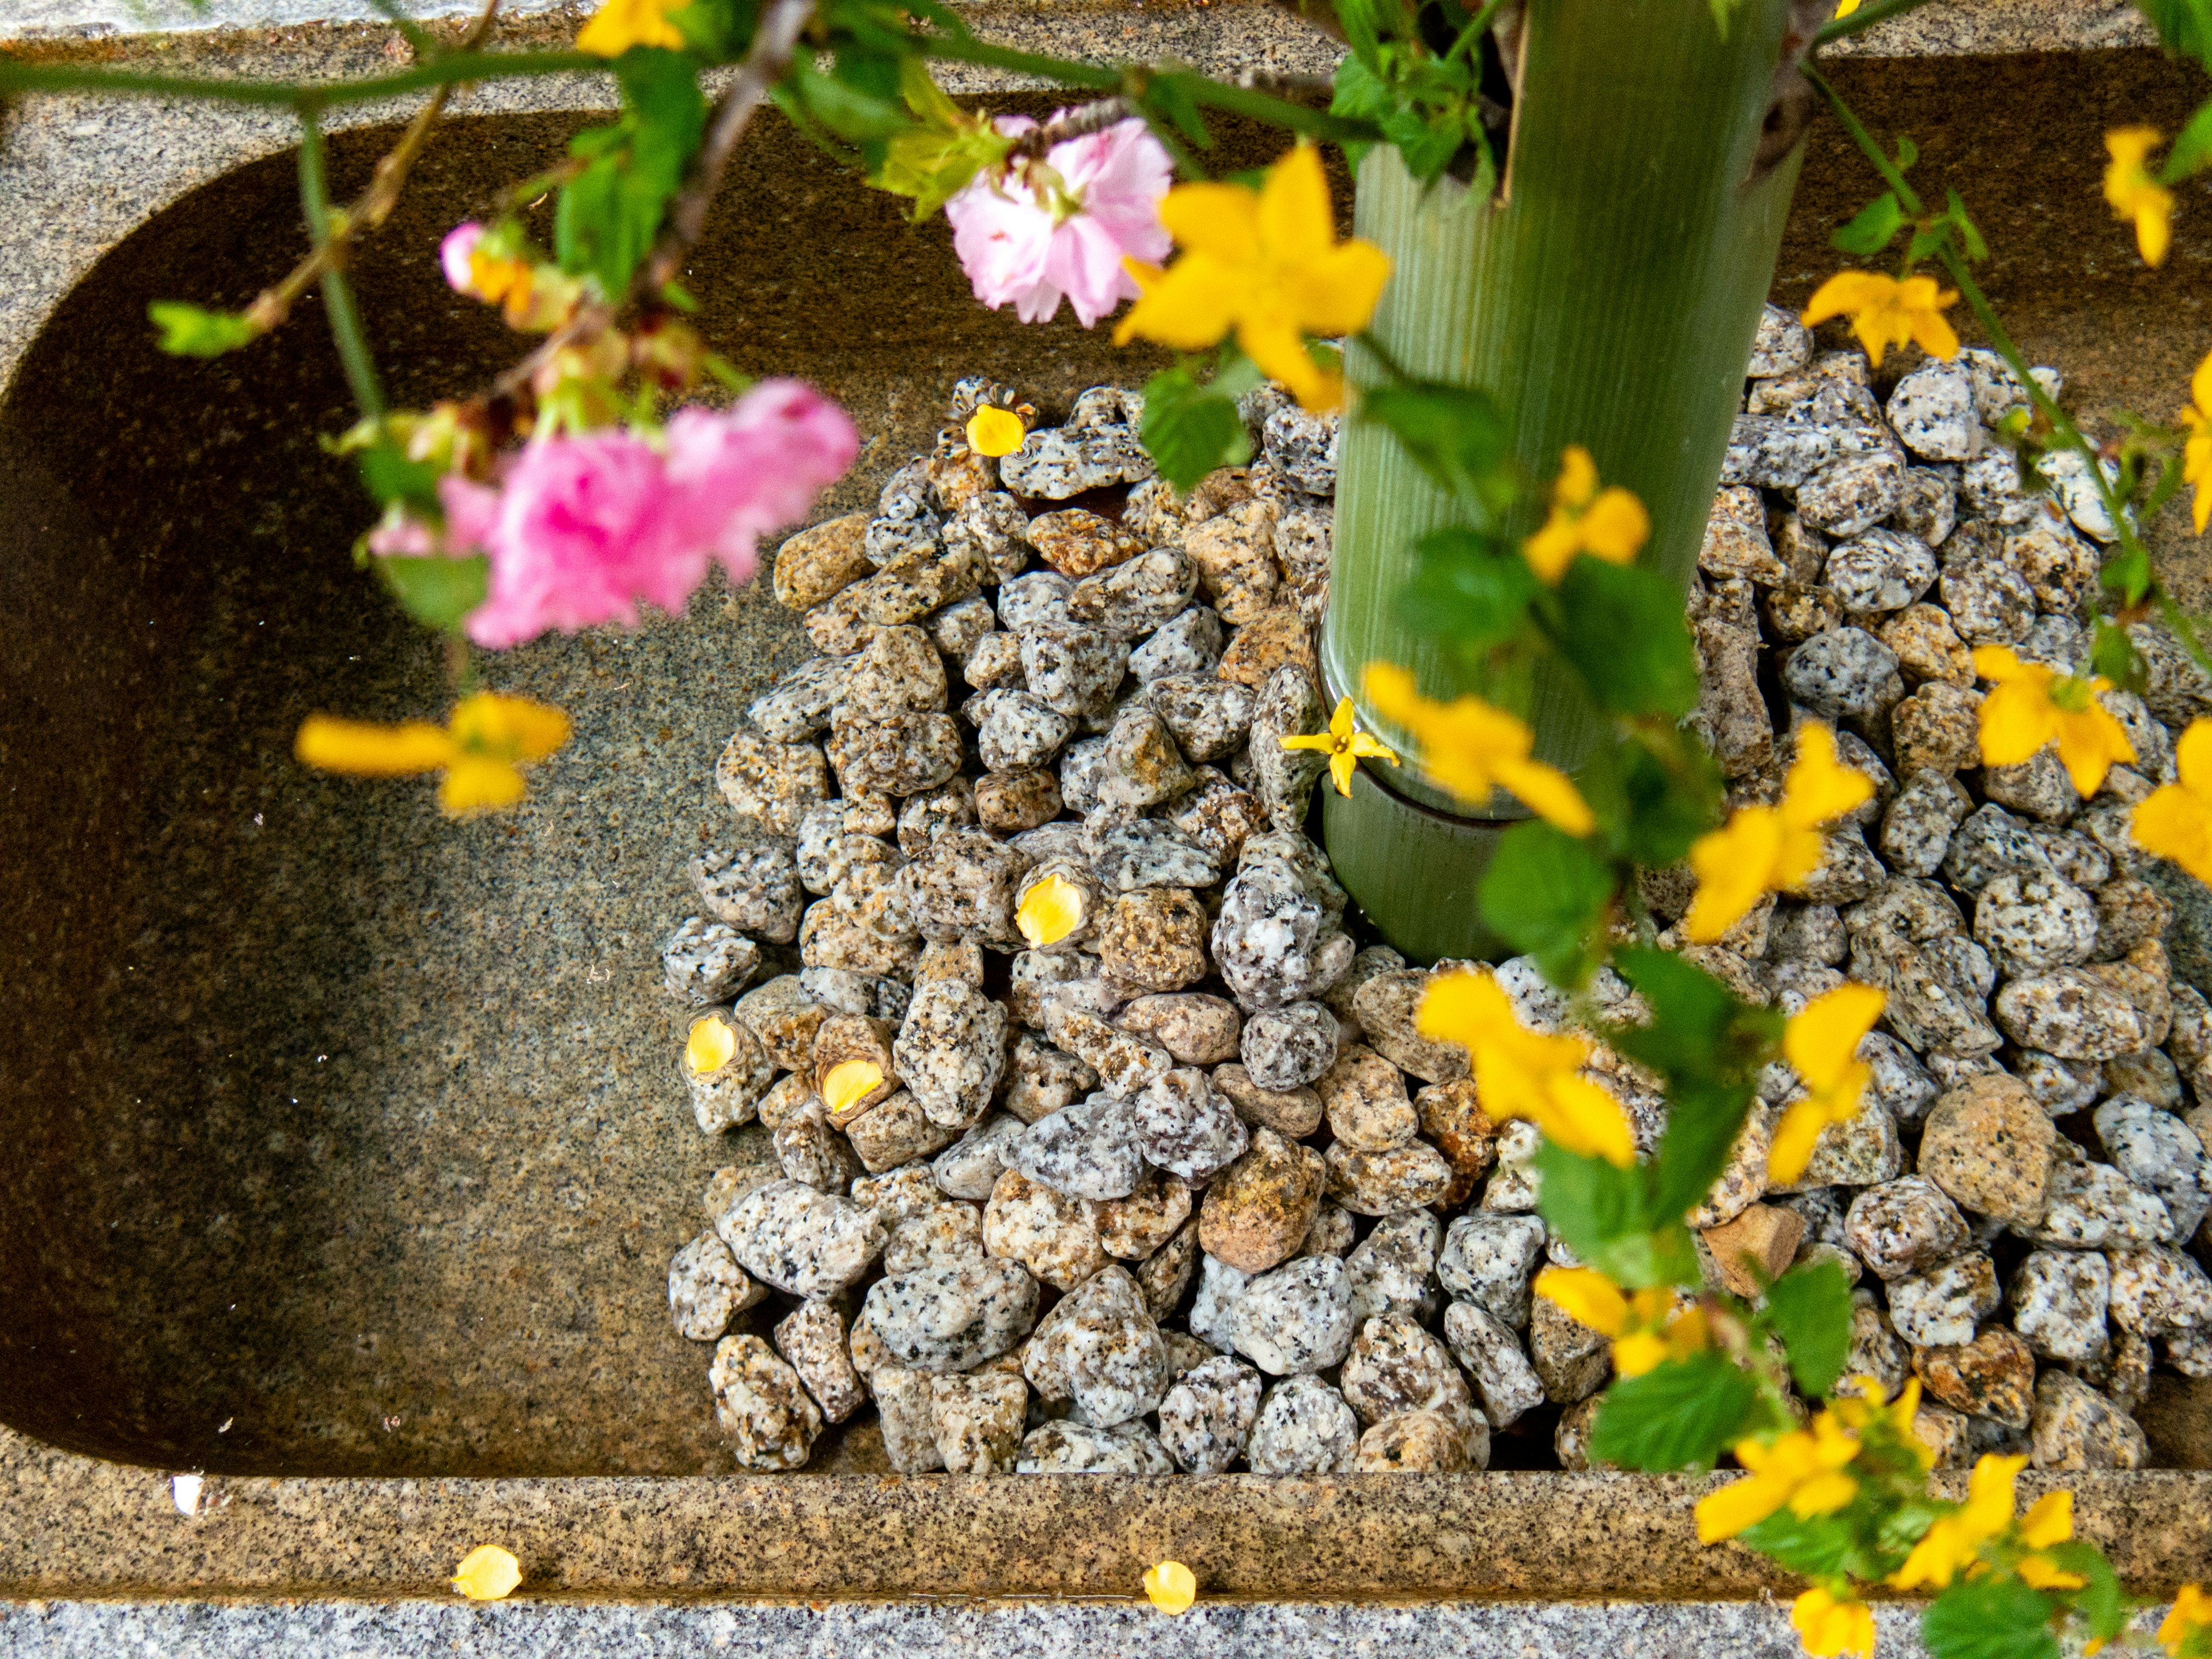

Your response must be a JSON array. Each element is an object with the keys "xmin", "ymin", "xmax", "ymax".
[
  {"xmin": 946, "ymin": 116, "xmax": 1172, "ymax": 328},
  {"xmin": 423, "ymin": 380, "xmax": 857, "ymax": 649}
]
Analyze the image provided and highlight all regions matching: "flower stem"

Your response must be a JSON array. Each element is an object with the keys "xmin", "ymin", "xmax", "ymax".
[
  {"xmin": 0, "ymin": 49, "xmax": 599, "ymax": 109},
  {"xmin": 297, "ymin": 108, "xmax": 386, "ymax": 418}
]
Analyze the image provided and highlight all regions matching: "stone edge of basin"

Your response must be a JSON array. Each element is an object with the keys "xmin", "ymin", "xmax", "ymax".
[{"xmin": 0, "ymin": 1428, "xmax": 2206, "ymax": 1599}]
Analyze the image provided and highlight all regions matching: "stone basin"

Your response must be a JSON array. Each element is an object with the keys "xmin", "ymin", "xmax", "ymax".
[{"xmin": 1, "ymin": 0, "xmax": 2210, "ymax": 1607}]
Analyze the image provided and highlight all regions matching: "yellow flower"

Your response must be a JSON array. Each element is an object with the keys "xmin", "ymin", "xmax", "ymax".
[
  {"xmin": 1536, "ymin": 1267, "xmax": 1707, "ymax": 1378},
  {"xmin": 1889, "ymin": 1452, "xmax": 2027, "ymax": 1590},
  {"xmin": 1792, "ymin": 1588, "xmax": 1876, "ymax": 1659},
  {"xmin": 452, "ymin": 1544, "xmax": 522, "ymax": 1601},
  {"xmin": 2160, "ymin": 1584, "xmax": 2212, "ymax": 1658},
  {"xmin": 575, "ymin": 0, "xmax": 685, "ymax": 56},
  {"xmin": 1416, "ymin": 970, "xmax": 1637, "ymax": 1166},
  {"xmin": 2179, "ymin": 350, "xmax": 2212, "ymax": 535},
  {"xmin": 2136, "ymin": 718, "xmax": 2212, "ymax": 882},
  {"xmin": 1281, "ymin": 695, "xmax": 1400, "ymax": 798},
  {"xmin": 965, "ymin": 405, "xmax": 1027, "ymax": 458},
  {"xmin": 1770, "ymin": 982, "xmax": 1888, "ymax": 1184},
  {"xmin": 2019, "ymin": 1489, "xmax": 2074, "ymax": 1551},
  {"xmin": 1972, "ymin": 645, "xmax": 2136, "ymax": 798},
  {"xmin": 1696, "ymin": 1415, "xmax": 1863, "ymax": 1544},
  {"xmin": 1684, "ymin": 723, "xmax": 1872, "ymax": 942},
  {"xmin": 294, "ymin": 691, "xmax": 571, "ymax": 815},
  {"xmin": 1830, "ymin": 1376, "xmax": 1931, "ymax": 1468},
  {"xmin": 1114, "ymin": 145, "xmax": 1392, "ymax": 413},
  {"xmin": 1522, "ymin": 446, "xmax": 1652, "ymax": 583},
  {"xmin": 1143, "ymin": 1559, "xmax": 1198, "ymax": 1614},
  {"xmin": 1362, "ymin": 663, "xmax": 1596, "ymax": 834},
  {"xmin": 1801, "ymin": 272, "xmax": 1960, "ymax": 370},
  {"xmin": 686, "ymin": 1014, "xmax": 738, "ymax": 1076},
  {"xmin": 2105, "ymin": 126, "xmax": 2175, "ymax": 268}
]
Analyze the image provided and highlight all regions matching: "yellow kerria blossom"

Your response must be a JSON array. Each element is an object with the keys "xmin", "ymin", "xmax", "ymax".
[
  {"xmin": 575, "ymin": 0, "xmax": 685, "ymax": 56},
  {"xmin": 1535, "ymin": 1266, "xmax": 1708, "ymax": 1378},
  {"xmin": 1416, "ymin": 970, "xmax": 1637, "ymax": 1166},
  {"xmin": 1521, "ymin": 445, "xmax": 1651, "ymax": 583},
  {"xmin": 294, "ymin": 691, "xmax": 571, "ymax": 815},
  {"xmin": 1791, "ymin": 1587, "xmax": 1876, "ymax": 1659},
  {"xmin": 965, "ymin": 405, "xmax": 1027, "ymax": 458},
  {"xmin": 1801, "ymin": 271, "xmax": 1960, "ymax": 371},
  {"xmin": 1770, "ymin": 982, "xmax": 1888, "ymax": 1184},
  {"xmin": 1282, "ymin": 695, "xmax": 1400, "ymax": 798},
  {"xmin": 1696, "ymin": 1414, "xmax": 1863, "ymax": 1544},
  {"xmin": 2179, "ymin": 349, "xmax": 2212, "ymax": 535},
  {"xmin": 1829, "ymin": 1375, "xmax": 1930, "ymax": 1467},
  {"xmin": 2160, "ymin": 1584, "xmax": 2212, "ymax": 1658},
  {"xmin": 452, "ymin": 1544, "xmax": 522, "ymax": 1601},
  {"xmin": 2135, "ymin": 718, "xmax": 2212, "ymax": 882},
  {"xmin": 2105, "ymin": 126, "xmax": 2175, "ymax": 269},
  {"xmin": 1362, "ymin": 663, "xmax": 1596, "ymax": 834},
  {"xmin": 1972, "ymin": 645, "xmax": 2136, "ymax": 798},
  {"xmin": 1889, "ymin": 1452, "xmax": 2029, "ymax": 1590},
  {"xmin": 1684, "ymin": 723, "xmax": 1872, "ymax": 943},
  {"xmin": 1114, "ymin": 144, "xmax": 1392, "ymax": 413}
]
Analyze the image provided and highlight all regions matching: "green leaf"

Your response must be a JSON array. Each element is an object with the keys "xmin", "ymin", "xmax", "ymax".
[
  {"xmin": 1649, "ymin": 1077, "xmax": 1756, "ymax": 1228},
  {"xmin": 1138, "ymin": 359, "xmax": 1258, "ymax": 491},
  {"xmin": 1831, "ymin": 192, "xmax": 1904, "ymax": 257},
  {"xmin": 1588, "ymin": 1351, "xmax": 1760, "ymax": 1472},
  {"xmin": 2135, "ymin": 0, "xmax": 2212, "ymax": 68},
  {"xmin": 2165, "ymin": 98, "xmax": 2212, "ymax": 180},
  {"xmin": 1580, "ymin": 727, "xmax": 1722, "ymax": 869},
  {"xmin": 1895, "ymin": 133, "xmax": 1919, "ymax": 171},
  {"xmin": 1945, "ymin": 189, "xmax": 1991, "ymax": 262},
  {"xmin": 1393, "ymin": 527, "xmax": 1539, "ymax": 655},
  {"xmin": 1737, "ymin": 1504, "xmax": 1865, "ymax": 1580},
  {"xmin": 1357, "ymin": 380, "xmax": 1517, "ymax": 517},
  {"xmin": 376, "ymin": 553, "xmax": 489, "ymax": 631},
  {"xmin": 1608, "ymin": 946, "xmax": 1782, "ymax": 1085},
  {"xmin": 1763, "ymin": 1258, "xmax": 1854, "ymax": 1397},
  {"xmin": 149, "ymin": 301, "xmax": 259, "ymax": 357},
  {"xmin": 1533, "ymin": 1139, "xmax": 1647, "ymax": 1259},
  {"xmin": 354, "ymin": 442, "xmax": 442, "ymax": 512},
  {"xmin": 1548, "ymin": 558, "xmax": 1699, "ymax": 716},
  {"xmin": 1921, "ymin": 1577, "xmax": 2059, "ymax": 1659},
  {"xmin": 556, "ymin": 49, "xmax": 707, "ymax": 296},
  {"xmin": 1479, "ymin": 820, "xmax": 1615, "ymax": 987},
  {"xmin": 793, "ymin": 59, "xmax": 911, "ymax": 143},
  {"xmin": 2041, "ymin": 1542, "xmax": 2128, "ymax": 1642}
]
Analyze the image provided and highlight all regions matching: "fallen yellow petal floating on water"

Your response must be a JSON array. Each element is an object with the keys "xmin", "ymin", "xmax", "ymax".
[
  {"xmin": 452, "ymin": 1544, "xmax": 521, "ymax": 1601},
  {"xmin": 686, "ymin": 1016, "xmax": 737, "ymax": 1076},
  {"xmin": 1143, "ymin": 1559, "xmax": 1197, "ymax": 1614},
  {"xmin": 823, "ymin": 1058, "xmax": 885, "ymax": 1118},
  {"xmin": 965, "ymin": 405, "xmax": 1027, "ymax": 458},
  {"xmin": 1017, "ymin": 872, "xmax": 1087, "ymax": 948}
]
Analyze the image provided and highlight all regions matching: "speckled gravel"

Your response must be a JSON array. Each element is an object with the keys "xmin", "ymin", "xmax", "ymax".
[{"xmin": 658, "ymin": 343, "xmax": 2212, "ymax": 1474}]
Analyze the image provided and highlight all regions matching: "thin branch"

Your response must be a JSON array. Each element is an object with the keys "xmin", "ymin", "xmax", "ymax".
[
  {"xmin": 490, "ymin": 0, "xmax": 818, "ymax": 399},
  {"xmin": 245, "ymin": 0, "xmax": 504, "ymax": 338},
  {"xmin": 298, "ymin": 108, "xmax": 387, "ymax": 416},
  {"xmin": 0, "ymin": 48, "xmax": 598, "ymax": 109},
  {"xmin": 1814, "ymin": 0, "xmax": 1940, "ymax": 47}
]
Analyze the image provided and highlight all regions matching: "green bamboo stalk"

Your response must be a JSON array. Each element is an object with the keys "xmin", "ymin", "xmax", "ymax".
[
  {"xmin": 0, "ymin": 50, "xmax": 598, "ymax": 108},
  {"xmin": 1321, "ymin": 0, "xmax": 1805, "ymax": 963}
]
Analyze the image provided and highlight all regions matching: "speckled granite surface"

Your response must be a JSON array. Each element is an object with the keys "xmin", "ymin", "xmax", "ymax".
[{"xmin": 1, "ymin": 3, "xmax": 2210, "ymax": 1650}]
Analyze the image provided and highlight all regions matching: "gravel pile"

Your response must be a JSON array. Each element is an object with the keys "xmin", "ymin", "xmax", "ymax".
[{"xmin": 657, "ymin": 318, "xmax": 2212, "ymax": 1475}]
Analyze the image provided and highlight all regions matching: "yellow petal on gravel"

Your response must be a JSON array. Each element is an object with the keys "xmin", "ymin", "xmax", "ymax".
[
  {"xmin": 822, "ymin": 1059, "xmax": 885, "ymax": 1118},
  {"xmin": 1143, "ymin": 1559, "xmax": 1197, "ymax": 1613},
  {"xmin": 452, "ymin": 1544, "xmax": 521, "ymax": 1601},
  {"xmin": 965, "ymin": 406, "xmax": 1027, "ymax": 457},
  {"xmin": 1017, "ymin": 872, "xmax": 1086, "ymax": 947},
  {"xmin": 686, "ymin": 1016, "xmax": 738, "ymax": 1077}
]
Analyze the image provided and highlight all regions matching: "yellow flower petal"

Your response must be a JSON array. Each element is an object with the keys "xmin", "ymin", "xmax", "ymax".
[
  {"xmin": 1535, "ymin": 1265, "xmax": 1630, "ymax": 1336},
  {"xmin": 1768, "ymin": 1098, "xmax": 1837, "ymax": 1187},
  {"xmin": 1580, "ymin": 488, "xmax": 1652, "ymax": 564},
  {"xmin": 2135, "ymin": 777, "xmax": 2212, "ymax": 882},
  {"xmin": 2018, "ymin": 1554, "xmax": 2088, "ymax": 1592},
  {"xmin": 452, "ymin": 1544, "xmax": 522, "ymax": 1601},
  {"xmin": 575, "ymin": 0, "xmax": 684, "ymax": 56},
  {"xmin": 965, "ymin": 406, "xmax": 1027, "ymax": 458},
  {"xmin": 1611, "ymin": 1331, "xmax": 1670, "ymax": 1377},
  {"xmin": 1785, "ymin": 983, "xmax": 1887, "ymax": 1091},
  {"xmin": 1491, "ymin": 756, "xmax": 1598, "ymax": 837},
  {"xmin": 1684, "ymin": 806, "xmax": 1786, "ymax": 943},
  {"xmin": 687, "ymin": 1016, "xmax": 738, "ymax": 1076},
  {"xmin": 450, "ymin": 691, "xmax": 571, "ymax": 763},
  {"xmin": 1017, "ymin": 872, "xmax": 1088, "ymax": 948},
  {"xmin": 1143, "ymin": 1559, "xmax": 1198, "ymax": 1614},
  {"xmin": 1793, "ymin": 1588, "xmax": 1876, "ymax": 1659},
  {"xmin": 1781, "ymin": 724, "xmax": 1874, "ymax": 831},
  {"xmin": 440, "ymin": 755, "xmax": 528, "ymax": 815},
  {"xmin": 823, "ymin": 1059, "xmax": 885, "ymax": 1118},
  {"xmin": 1541, "ymin": 1073, "xmax": 1639, "ymax": 1168},
  {"xmin": 296, "ymin": 714, "xmax": 454, "ymax": 776},
  {"xmin": 1696, "ymin": 1472, "xmax": 1791, "ymax": 1543}
]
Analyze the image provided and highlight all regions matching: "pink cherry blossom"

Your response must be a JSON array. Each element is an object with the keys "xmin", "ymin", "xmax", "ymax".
[
  {"xmin": 438, "ymin": 380, "xmax": 857, "ymax": 649},
  {"xmin": 946, "ymin": 115, "xmax": 1173, "ymax": 328},
  {"xmin": 440, "ymin": 222, "xmax": 484, "ymax": 294}
]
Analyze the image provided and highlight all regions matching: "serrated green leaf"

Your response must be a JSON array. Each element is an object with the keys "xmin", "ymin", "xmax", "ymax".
[
  {"xmin": 1608, "ymin": 946, "xmax": 1782, "ymax": 1086},
  {"xmin": 376, "ymin": 553, "xmax": 489, "ymax": 631},
  {"xmin": 1763, "ymin": 1259, "xmax": 1854, "ymax": 1396},
  {"xmin": 1831, "ymin": 192, "xmax": 1904, "ymax": 257},
  {"xmin": 556, "ymin": 49, "xmax": 707, "ymax": 295},
  {"xmin": 1588, "ymin": 1351, "xmax": 1760, "ymax": 1472},
  {"xmin": 1650, "ymin": 1077, "xmax": 1757, "ymax": 1228},
  {"xmin": 1737, "ymin": 1503, "xmax": 1866, "ymax": 1580},
  {"xmin": 1922, "ymin": 1576, "xmax": 2059, "ymax": 1659},
  {"xmin": 1138, "ymin": 362, "xmax": 1255, "ymax": 491},
  {"xmin": 1357, "ymin": 380, "xmax": 1517, "ymax": 517},
  {"xmin": 149, "ymin": 300, "xmax": 259, "ymax": 358},
  {"xmin": 1393, "ymin": 527, "xmax": 1539, "ymax": 654},
  {"xmin": 1479, "ymin": 820, "xmax": 1615, "ymax": 987},
  {"xmin": 1533, "ymin": 1139, "xmax": 1649, "ymax": 1262},
  {"xmin": 1548, "ymin": 558, "xmax": 1700, "ymax": 717},
  {"xmin": 1580, "ymin": 726, "xmax": 1723, "ymax": 869},
  {"xmin": 2042, "ymin": 1542, "xmax": 2129, "ymax": 1642}
]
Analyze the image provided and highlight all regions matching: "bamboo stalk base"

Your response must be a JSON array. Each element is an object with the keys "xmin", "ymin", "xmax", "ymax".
[{"xmin": 1320, "ymin": 764, "xmax": 1510, "ymax": 965}]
